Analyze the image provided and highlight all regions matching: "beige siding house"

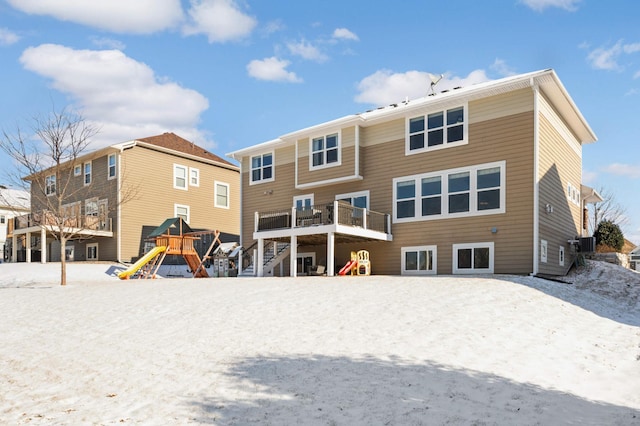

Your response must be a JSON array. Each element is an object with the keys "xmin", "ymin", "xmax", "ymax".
[
  {"xmin": 228, "ymin": 69, "xmax": 600, "ymax": 277},
  {"xmin": 11, "ymin": 133, "xmax": 240, "ymax": 263}
]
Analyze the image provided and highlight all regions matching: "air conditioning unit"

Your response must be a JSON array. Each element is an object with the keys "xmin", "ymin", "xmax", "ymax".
[{"xmin": 579, "ymin": 237, "xmax": 596, "ymax": 253}]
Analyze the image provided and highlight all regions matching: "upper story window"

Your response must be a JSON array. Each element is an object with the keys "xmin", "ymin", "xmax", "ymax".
[
  {"xmin": 74, "ymin": 165, "xmax": 81, "ymax": 177},
  {"xmin": 393, "ymin": 161, "xmax": 505, "ymax": 223},
  {"xmin": 567, "ymin": 182, "xmax": 580, "ymax": 206},
  {"xmin": 215, "ymin": 181, "xmax": 229, "ymax": 209},
  {"xmin": 0, "ymin": 215, "xmax": 5, "ymax": 224},
  {"xmin": 174, "ymin": 164, "xmax": 187, "ymax": 190},
  {"xmin": 407, "ymin": 105, "xmax": 466, "ymax": 155},
  {"xmin": 311, "ymin": 133, "xmax": 340, "ymax": 169},
  {"xmin": 45, "ymin": 174, "xmax": 56, "ymax": 196},
  {"xmin": 84, "ymin": 162, "xmax": 92, "ymax": 186},
  {"xmin": 251, "ymin": 153, "xmax": 274, "ymax": 184},
  {"xmin": 190, "ymin": 167, "xmax": 200, "ymax": 187},
  {"xmin": 108, "ymin": 154, "xmax": 116, "ymax": 179}
]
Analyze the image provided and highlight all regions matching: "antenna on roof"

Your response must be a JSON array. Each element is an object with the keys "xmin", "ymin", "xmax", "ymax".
[{"xmin": 428, "ymin": 73, "xmax": 443, "ymax": 95}]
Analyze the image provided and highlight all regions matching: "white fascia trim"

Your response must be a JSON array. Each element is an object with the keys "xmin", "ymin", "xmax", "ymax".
[
  {"xmin": 295, "ymin": 174, "xmax": 363, "ymax": 190},
  {"xmin": 532, "ymin": 83, "xmax": 540, "ymax": 276}
]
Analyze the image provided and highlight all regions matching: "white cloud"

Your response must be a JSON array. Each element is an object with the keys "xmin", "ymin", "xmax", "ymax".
[
  {"xmin": 287, "ymin": 40, "xmax": 328, "ymax": 63},
  {"xmin": 587, "ymin": 41, "xmax": 623, "ymax": 71},
  {"xmin": 623, "ymin": 43, "xmax": 640, "ymax": 54},
  {"xmin": 183, "ymin": 0, "xmax": 257, "ymax": 43},
  {"xmin": 355, "ymin": 69, "xmax": 490, "ymax": 105},
  {"xmin": 0, "ymin": 28, "xmax": 20, "ymax": 45},
  {"xmin": 332, "ymin": 28, "xmax": 359, "ymax": 41},
  {"xmin": 521, "ymin": 0, "xmax": 581, "ymax": 12},
  {"xmin": 90, "ymin": 37, "xmax": 126, "ymax": 51},
  {"xmin": 581, "ymin": 170, "xmax": 598, "ymax": 185},
  {"xmin": 490, "ymin": 59, "xmax": 517, "ymax": 77},
  {"xmin": 6, "ymin": 0, "xmax": 183, "ymax": 34},
  {"xmin": 19, "ymin": 44, "xmax": 211, "ymax": 148},
  {"xmin": 602, "ymin": 163, "xmax": 640, "ymax": 179},
  {"xmin": 246, "ymin": 57, "xmax": 302, "ymax": 83}
]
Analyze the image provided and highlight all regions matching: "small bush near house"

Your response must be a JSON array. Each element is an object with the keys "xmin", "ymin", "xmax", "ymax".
[{"xmin": 594, "ymin": 220, "xmax": 624, "ymax": 252}]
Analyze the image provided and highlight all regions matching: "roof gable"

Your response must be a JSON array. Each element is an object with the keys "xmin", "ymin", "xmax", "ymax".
[{"xmin": 137, "ymin": 133, "xmax": 235, "ymax": 168}]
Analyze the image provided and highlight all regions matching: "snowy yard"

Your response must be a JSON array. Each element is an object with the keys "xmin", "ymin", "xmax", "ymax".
[{"xmin": 0, "ymin": 260, "xmax": 639, "ymax": 425}]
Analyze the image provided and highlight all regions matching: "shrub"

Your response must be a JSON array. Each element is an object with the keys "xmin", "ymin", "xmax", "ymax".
[{"xmin": 593, "ymin": 220, "xmax": 624, "ymax": 252}]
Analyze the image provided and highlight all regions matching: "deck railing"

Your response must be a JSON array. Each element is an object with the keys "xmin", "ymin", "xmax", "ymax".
[
  {"xmin": 11, "ymin": 211, "xmax": 112, "ymax": 233},
  {"xmin": 255, "ymin": 201, "xmax": 390, "ymax": 234}
]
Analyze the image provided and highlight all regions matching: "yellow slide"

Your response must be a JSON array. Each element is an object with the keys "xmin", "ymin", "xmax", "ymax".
[{"xmin": 118, "ymin": 246, "xmax": 167, "ymax": 280}]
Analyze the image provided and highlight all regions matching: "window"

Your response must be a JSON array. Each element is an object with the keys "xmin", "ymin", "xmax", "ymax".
[
  {"xmin": 0, "ymin": 215, "xmax": 5, "ymax": 224},
  {"xmin": 293, "ymin": 194, "xmax": 314, "ymax": 211},
  {"xmin": 401, "ymin": 246, "xmax": 437, "ymax": 275},
  {"xmin": 215, "ymin": 181, "xmax": 229, "ymax": 208},
  {"xmin": 108, "ymin": 154, "xmax": 116, "ymax": 179},
  {"xmin": 311, "ymin": 132, "xmax": 340, "ymax": 169},
  {"xmin": 45, "ymin": 174, "xmax": 56, "ymax": 196},
  {"xmin": 335, "ymin": 190, "xmax": 369, "ymax": 209},
  {"xmin": 74, "ymin": 165, "xmax": 81, "ymax": 176},
  {"xmin": 251, "ymin": 153, "xmax": 274, "ymax": 184},
  {"xmin": 393, "ymin": 161, "xmax": 505, "ymax": 222},
  {"xmin": 453, "ymin": 242, "xmax": 494, "ymax": 274},
  {"xmin": 567, "ymin": 182, "xmax": 580, "ymax": 206},
  {"xmin": 84, "ymin": 162, "xmax": 92, "ymax": 186},
  {"xmin": 540, "ymin": 240, "xmax": 548, "ymax": 263},
  {"xmin": 559, "ymin": 246, "xmax": 565, "ymax": 267},
  {"xmin": 85, "ymin": 198, "xmax": 98, "ymax": 216},
  {"xmin": 174, "ymin": 164, "xmax": 187, "ymax": 190},
  {"xmin": 190, "ymin": 167, "xmax": 200, "ymax": 187},
  {"xmin": 86, "ymin": 243, "xmax": 98, "ymax": 261},
  {"xmin": 175, "ymin": 204, "xmax": 190, "ymax": 223},
  {"xmin": 407, "ymin": 105, "xmax": 466, "ymax": 154}
]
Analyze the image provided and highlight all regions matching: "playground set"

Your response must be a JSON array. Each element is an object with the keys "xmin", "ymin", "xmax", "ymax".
[
  {"xmin": 338, "ymin": 250, "xmax": 371, "ymax": 276},
  {"xmin": 117, "ymin": 218, "xmax": 224, "ymax": 280}
]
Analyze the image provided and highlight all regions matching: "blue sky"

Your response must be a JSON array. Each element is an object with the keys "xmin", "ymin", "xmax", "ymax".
[{"xmin": 1, "ymin": 0, "xmax": 639, "ymax": 243}]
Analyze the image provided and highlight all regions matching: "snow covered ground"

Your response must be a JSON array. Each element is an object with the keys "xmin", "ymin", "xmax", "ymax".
[{"xmin": 0, "ymin": 260, "xmax": 639, "ymax": 425}]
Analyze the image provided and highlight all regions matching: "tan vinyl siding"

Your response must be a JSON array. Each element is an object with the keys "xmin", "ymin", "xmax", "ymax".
[
  {"xmin": 296, "ymin": 126, "xmax": 357, "ymax": 186},
  {"xmin": 469, "ymin": 88, "xmax": 533, "ymax": 124},
  {"xmin": 120, "ymin": 146, "xmax": 240, "ymax": 262},
  {"xmin": 360, "ymin": 118, "xmax": 404, "ymax": 147},
  {"xmin": 537, "ymin": 97, "xmax": 582, "ymax": 275}
]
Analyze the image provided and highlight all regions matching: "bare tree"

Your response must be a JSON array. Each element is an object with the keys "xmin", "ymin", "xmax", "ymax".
[
  {"xmin": 588, "ymin": 185, "xmax": 629, "ymax": 236},
  {"xmin": 1, "ymin": 107, "xmax": 136, "ymax": 285}
]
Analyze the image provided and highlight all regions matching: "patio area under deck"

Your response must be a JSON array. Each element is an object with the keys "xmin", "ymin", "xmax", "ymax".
[{"xmin": 251, "ymin": 201, "xmax": 392, "ymax": 277}]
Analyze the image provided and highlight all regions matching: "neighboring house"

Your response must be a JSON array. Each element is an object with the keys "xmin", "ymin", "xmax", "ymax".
[
  {"xmin": 628, "ymin": 244, "xmax": 640, "ymax": 272},
  {"xmin": 10, "ymin": 132, "xmax": 240, "ymax": 263},
  {"xmin": 228, "ymin": 69, "xmax": 599, "ymax": 277},
  {"xmin": 0, "ymin": 186, "xmax": 30, "ymax": 262}
]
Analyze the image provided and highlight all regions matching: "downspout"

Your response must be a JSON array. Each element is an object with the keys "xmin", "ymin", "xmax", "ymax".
[
  {"xmin": 355, "ymin": 124, "xmax": 360, "ymax": 177},
  {"xmin": 117, "ymin": 148, "xmax": 123, "ymax": 263},
  {"xmin": 532, "ymin": 79, "xmax": 540, "ymax": 276}
]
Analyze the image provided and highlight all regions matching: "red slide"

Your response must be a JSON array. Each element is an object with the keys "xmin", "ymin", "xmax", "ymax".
[{"xmin": 338, "ymin": 260, "xmax": 357, "ymax": 276}]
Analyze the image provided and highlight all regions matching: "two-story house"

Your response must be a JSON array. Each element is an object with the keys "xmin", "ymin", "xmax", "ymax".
[
  {"xmin": 10, "ymin": 132, "xmax": 240, "ymax": 263},
  {"xmin": 228, "ymin": 69, "xmax": 599, "ymax": 277}
]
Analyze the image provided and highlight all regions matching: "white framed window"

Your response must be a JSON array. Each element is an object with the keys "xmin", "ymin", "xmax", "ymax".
[
  {"xmin": 406, "ymin": 104, "xmax": 467, "ymax": 155},
  {"xmin": 401, "ymin": 245, "xmax": 437, "ymax": 275},
  {"xmin": 393, "ymin": 161, "xmax": 505, "ymax": 223},
  {"xmin": 108, "ymin": 154, "xmax": 116, "ymax": 179},
  {"xmin": 84, "ymin": 162, "xmax": 92, "ymax": 186},
  {"xmin": 541, "ymin": 240, "xmax": 548, "ymax": 263},
  {"xmin": 215, "ymin": 181, "xmax": 229, "ymax": 209},
  {"xmin": 250, "ymin": 152, "xmax": 274, "ymax": 184},
  {"xmin": 74, "ymin": 165, "xmax": 81, "ymax": 177},
  {"xmin": 175, "ymin": 204, "xmax": 190, "ymax": 223},
  {"xmin": 335, "ymin": 190, "xmax": 369, "ymax": 209},
  {"xmin": 559, "ymin": 246, "xmax": 565, "ymax": 267},
  {"xmin": 453, "ymin": 242, "xmax": 494, "ymax": 274},
  {"xmin": 0, "ymin": 215, "xmax": 5, "ymax": 224},
  {"xmin": 174, "ymin": 164, "xmax": 187, "ymax": 190},
  {"xmin": 566, "ymin": 182, "xmax": 580, "ymax": 206},
  {"xmin": 190, "ymin": 167, "xmax": 200, "ymax": 187},
  {"xmin": 45, "ymin": 174, "xmax": 56, "ymax": 196},
  {"xmin": 85, "ymin": 198, "xmax": 98, "ymax": 216},
  {"xmin": 310, "ymin": 131, "xmax": 341, "ymax": 169},
  {"xmin": 86, "ymin": 243, "xmax": 98, "ymax": 261},
  {"xmin": 293, "ymin": 194, "xmax": 314, "ymax": 211}
]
